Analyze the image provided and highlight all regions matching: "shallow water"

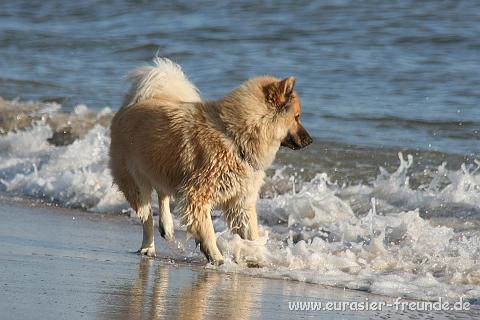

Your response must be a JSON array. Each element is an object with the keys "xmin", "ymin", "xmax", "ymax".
[
  {"xmin": 4, "ymin": 199, "xmax": 477, "ymax": 319},
  {"xmin": 0, "ymin": 0, "xmax": 479, "ymax": 304}
]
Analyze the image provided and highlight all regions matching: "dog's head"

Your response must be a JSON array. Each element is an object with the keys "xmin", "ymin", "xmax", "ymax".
[{"xmin": 263, "ymin": 76, "xmax": 313, "ymax": 150}]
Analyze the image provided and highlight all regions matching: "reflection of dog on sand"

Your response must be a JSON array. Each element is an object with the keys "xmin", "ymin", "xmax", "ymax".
[{"xmin": 109, "ymin": 57, "xmax": 312, "ymax": 265}]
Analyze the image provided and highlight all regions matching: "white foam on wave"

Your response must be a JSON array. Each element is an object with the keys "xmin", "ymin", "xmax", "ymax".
[
  {"xmin": 0, "ymin": 106, "xmax": 126, "ymax": 212},
  {"xmin": 0, "ymin": 110, "xmax": 479, "ymax": 301},
  {"xmin": 366, "ymin": 153, "xmax": 480, "ymax": 213},
  {"xmin": 216, "ymin": 185, "xmax": 480, "ymax": 301}
]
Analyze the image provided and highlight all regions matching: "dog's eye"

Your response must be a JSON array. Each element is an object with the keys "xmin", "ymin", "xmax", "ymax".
[{"xmin": 295, "ymin": 115, "xmax": 300, "ymax": 121}]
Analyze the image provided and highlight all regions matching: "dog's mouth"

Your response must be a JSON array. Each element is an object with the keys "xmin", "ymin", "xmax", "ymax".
[{"xmin": 281, "ymin": 127, "xmax": 313, "ymax": 150}]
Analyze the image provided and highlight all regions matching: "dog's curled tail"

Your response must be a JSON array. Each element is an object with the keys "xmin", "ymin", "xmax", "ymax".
[{"xmin": 121, "ymin": 57, "xmax": 201, "ymax": 108}]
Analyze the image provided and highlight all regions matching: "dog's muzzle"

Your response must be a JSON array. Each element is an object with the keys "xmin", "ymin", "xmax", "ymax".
[{"xmin": 281, "ymin": 123, "xmax": 313, "ymax": 150}]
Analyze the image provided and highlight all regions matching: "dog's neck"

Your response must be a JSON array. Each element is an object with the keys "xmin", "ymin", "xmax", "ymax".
[{"xmin": 211, "ymin": 99, "xmax": 280, "ymax": 171}]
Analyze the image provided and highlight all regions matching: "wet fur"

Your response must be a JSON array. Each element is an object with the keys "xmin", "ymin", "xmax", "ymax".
[{"xmin": 109, "ymin": 57, "xmax": 309, "ymax": 264}]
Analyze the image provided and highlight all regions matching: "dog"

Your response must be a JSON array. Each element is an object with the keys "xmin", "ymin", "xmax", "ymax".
[{"xmin": 109, "ymin": 57, "xmax": 312, "ymax": 265}]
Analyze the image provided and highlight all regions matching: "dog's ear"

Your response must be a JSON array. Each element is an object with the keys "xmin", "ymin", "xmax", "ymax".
[
  {"xmin": 279, "ymin": 76, "xmax": 296, "ymax": 99},
  {"xmin": 264, "ymin": 76, "xmax": 296, "ymax": 108}
]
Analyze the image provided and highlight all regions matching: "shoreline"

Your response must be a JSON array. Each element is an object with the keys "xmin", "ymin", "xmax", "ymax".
[{"xmin": 0, "ymin": 194, "xmax": 478, "ymax": 319}]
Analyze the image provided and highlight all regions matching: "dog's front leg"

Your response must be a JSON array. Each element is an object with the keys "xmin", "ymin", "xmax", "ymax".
[
  {"xmin": 244, "ymin": 205, "xmax": 259, "ymax": 240},
  {"xmin": 180, "ymin": 197, "xmax": 224, "ymax": 265},
  {"xmin": 189, "ymin": 208, "xmax": 224, "ymax": 265},
  {"xmin": 224, "ymin": 197, "xmax": 259, "ymax": 241}
]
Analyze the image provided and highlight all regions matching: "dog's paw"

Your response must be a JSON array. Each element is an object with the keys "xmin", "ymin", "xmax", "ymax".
[
  {"xmin": 246, "ymin": 260, "xmax": 262, "ymax": 268},
  {"xmin": 137, "ymin": 246, "xmax": 156, "ymax": 258},
  {"xmin": 159, "ymin": 224, "xmax": 174, "ymax": 241},
  {"xmin": 233, "ymin": 256, "xmax": 264, "ymax": 268},
  {"xmin": 210, "ymin": 258, "xmax": 224, "ymax": 266},
  {"xmin": 199, "ymin": 244, "xmax": 224, "ymax": 266}
]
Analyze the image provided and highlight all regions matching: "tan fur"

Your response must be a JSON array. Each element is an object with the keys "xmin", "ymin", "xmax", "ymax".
[{"xmin": 109, "ymin": 58, "xmax": 311, "ymax": 264}]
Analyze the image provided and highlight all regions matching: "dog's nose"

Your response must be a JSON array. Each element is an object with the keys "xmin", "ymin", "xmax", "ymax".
[
  {"xmin": 300, "ymin": 130, "xmax": 312, "ymax": 147},
  {"xmin": 296, "ymin": 123, "xmax": 312, "ymax": 148},
  {"xmin": 304, "ymin": 136, "xmax": 313, "ymax": 146},
  {"xmin": 302, "ymin": 136, "xmax": 312, "ymax": 147}
]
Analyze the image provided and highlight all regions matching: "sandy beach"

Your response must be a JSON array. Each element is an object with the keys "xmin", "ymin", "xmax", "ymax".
[{"xmin": 0, "ymin": 194, "xmax": 477, "ymax": 320}]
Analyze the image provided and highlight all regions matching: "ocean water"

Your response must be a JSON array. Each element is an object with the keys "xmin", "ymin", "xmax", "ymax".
[{"xmin": 0, "ymin": 0, "xmax": 479, "ymax": 303}]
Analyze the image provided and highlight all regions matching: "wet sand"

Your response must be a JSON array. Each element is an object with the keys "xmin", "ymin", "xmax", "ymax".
[{"xmin": 0, "ymin": 195, "xmax": 477, "ymax": 320}]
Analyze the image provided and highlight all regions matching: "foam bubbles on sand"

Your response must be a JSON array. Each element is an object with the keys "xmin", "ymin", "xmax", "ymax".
[{"xmin": 0, "ymin": 100, "xmax": 479, "ymax": 302}]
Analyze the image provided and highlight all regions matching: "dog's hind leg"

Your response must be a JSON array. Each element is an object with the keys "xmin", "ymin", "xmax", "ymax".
[
  {"xmin": 138, "ymin": 206, "xmax": 155, "ymax": 257},
  {"xmin": 136, "ymin": 182, "xmax": 155, "ymax": 257},
  {"xmin": 156, "ymin": 192, "xmax": 174, "ymax": 241},
  {"xmin": 112, "ymin": 166, "xmax": 155, "ymax": 257}
]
